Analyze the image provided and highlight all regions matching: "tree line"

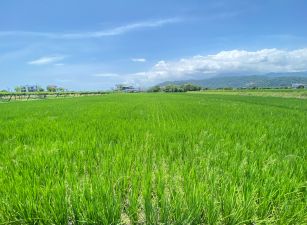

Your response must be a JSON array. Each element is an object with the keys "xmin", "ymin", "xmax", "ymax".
[
  {"xmin": 13, "ymin": 85, "xmax": 66, "ymax": 93},
  {"xmin": 147, "ymin": 83, "xmax": 203, "ymax": 92}
]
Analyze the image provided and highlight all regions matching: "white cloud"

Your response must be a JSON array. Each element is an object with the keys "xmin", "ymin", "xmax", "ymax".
[
  {"xmin": 87, "ymin": 18, "xmax": 181, "ymax": 38},
  {"xmin": 133, "ymin": 48, "xmax": 307, "ymax": 83},
  {"xmin": 0, "ymin": 18, "xmax": 181, "ymax": 39},
  {"xmin": 28, "ymin": 56, "xmax": 65, "ymax": 65},
  {"xmin": 131, "ymin": 58, "xmax": 147, "ymax": 62}
]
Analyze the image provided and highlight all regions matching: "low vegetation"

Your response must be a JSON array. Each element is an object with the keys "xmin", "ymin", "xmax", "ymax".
[
  {"xmin": 0, "ymin": 93, "xmax": 306, "ymax": 224},
  {"xmin": 0, "ymin": 91, "xmax": 109, "ymax": 102},
  {"xmin": 148, "ymin": 83, "xmax": 202, "ymax": 92},
  {"xmin": 196, "ymin": 88, "xmax": 307, "ymax": 99}
]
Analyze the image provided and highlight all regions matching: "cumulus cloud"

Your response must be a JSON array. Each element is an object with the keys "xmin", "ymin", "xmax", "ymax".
[
  {"xmin": 131, "ymin": 58, "xmax": 147, "ymax": 62},
  {"xmin": 135, "ymin": 48, "xmax": 307, "ymax": 83},
  {"xmin": 28, "ymin": 56, "xmax": 65, "ymax": 65},
  {"xmin": 0, "ymin": 18, "xmax": 181, "ymax": 39}
]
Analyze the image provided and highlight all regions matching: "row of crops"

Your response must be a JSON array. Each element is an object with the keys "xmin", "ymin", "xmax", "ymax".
[{"xmin": 0, "ymin": 93, "xmax": 306, "ymax": 224}]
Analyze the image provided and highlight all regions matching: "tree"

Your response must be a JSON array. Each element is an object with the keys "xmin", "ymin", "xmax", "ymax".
[
  {"xmin": 181, "ymin": 83, "xmax": 202, "ymax": 92},
  {"xmin": 147, "ymin": 85, "xmax": 161, "ymax": 92},
  {"xmin": 14, "ymin": 86, "xmax": 22, "ymax": 92},
  {"xmin": 163, "ymin": 85, "xmax": 184, "ymax": 92},
  {"xmin": 56, "ymin": 87, "xmax": 65, "ymax": 92},
  {"xmin": 46, "ymin": 85, "xmax": 57, "ymax": 92},
  {"xmin": 159, "ymin": 83, "xmax": 203, "ymax": 92},
  {"xmin": 37, "ymin": 86, "xmax": 45, "ymax": 92},
  {"xmin": 297, "ymin": 85, "xmax": 305, "ymax": 89}
]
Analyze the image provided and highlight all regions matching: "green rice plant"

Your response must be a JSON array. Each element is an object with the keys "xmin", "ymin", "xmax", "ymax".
[{"xmin": 0, "ymin": 92, "xmax": 306, "ymax": 224}]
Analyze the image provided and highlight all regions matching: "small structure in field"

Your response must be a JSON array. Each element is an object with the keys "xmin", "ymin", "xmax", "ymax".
[{"xmin": 292, "ymin": 83, "xmax": 305, "ymax": 89}]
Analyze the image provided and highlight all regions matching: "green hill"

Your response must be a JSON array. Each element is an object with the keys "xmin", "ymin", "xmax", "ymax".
[{"xmin": 158, "ymin": 72, "xmax": 307, "ymax": 88}]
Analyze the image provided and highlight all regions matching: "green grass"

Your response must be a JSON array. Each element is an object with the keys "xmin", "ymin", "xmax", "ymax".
[
  {"xmin": 0, "ymin": 93, "xmax": 306, "ymax": 224},
  {"xmin": 194, "ymin": 89, "xmax": 307, "ymax": 99}
]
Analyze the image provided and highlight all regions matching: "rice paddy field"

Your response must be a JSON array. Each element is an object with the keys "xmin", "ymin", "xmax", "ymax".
[
  {"xmin": 194, "ymin": 89, "xmax": 307, "ymax": 99},
  {"xmin": 0, "ymin": 92, "xmax": 306, "ymax": 224}
]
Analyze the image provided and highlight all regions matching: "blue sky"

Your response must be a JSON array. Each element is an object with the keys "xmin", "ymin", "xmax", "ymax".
[{"xmin": 1, "ymin": 0, "xmax": 307, "ymax": 90}]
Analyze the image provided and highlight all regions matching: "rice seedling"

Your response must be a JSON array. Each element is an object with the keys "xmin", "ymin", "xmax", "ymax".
[{"xmin": 0, "ymin": 93, "xmax": 306, "ymax": 224}]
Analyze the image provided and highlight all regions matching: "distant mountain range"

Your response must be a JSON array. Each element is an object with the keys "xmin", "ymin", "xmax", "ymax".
[{"xmin": 158, "ymin": 72, "xmax": 307, "ymax": 88}]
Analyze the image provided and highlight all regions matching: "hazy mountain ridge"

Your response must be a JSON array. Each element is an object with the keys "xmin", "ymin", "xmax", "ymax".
[{"xmin": 158, "ymin": 72, "xmax": 307, "ymax": 88}]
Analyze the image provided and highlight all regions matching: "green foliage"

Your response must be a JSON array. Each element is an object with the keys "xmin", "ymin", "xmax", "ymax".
[
  {"xmin": 147, "ymin": 85, "xmax": 161, "ymax": 92},
  {"xmin": 56, "ymin": 87, "xmax": 65, "ymax": 92},
  {"xmin": 14, "ymin": 86, "xmax": 20, "ymax": 92},
  {"xmin": 296, "ymin": 85, "xmax": 305, "ymax": 89},
  {"xmin": 162, "ymin": 84, "xmax": 184, "ymax": 92},
  {"xmin": 151, "ymin": 83, "xmax": 202, "ymax": 92},
  {"xmin": 0, "ymin": 93, "xmax": 306, "ymax": 224},
  {"xmin": 181, "ymin": 83, "xmax": 202, "ymax": 92},
  {"xmin": 46, "ymin": 85, "xmax": 57, "ymax": 92},
  {"xmin": 37, "ymin": 86, "xmax": 45, "ymax": 92},
  {"xmin": 197, "ymin": 89, "xmax": 307, "ymax": 99}
]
